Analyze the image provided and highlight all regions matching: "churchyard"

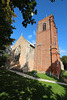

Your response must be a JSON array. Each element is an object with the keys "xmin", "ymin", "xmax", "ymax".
[{"xmin": 0, "ymin": 68, "xmax": 67, "ymax": 100}]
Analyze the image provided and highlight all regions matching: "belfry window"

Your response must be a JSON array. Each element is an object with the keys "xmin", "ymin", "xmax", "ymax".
[{"xmin": 43, "ymin": 23, "xmax": 46, "ymax": 31}]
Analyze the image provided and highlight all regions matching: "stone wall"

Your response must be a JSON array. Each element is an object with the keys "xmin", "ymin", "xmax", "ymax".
[{"xmin": 9, "ymin": 35, "xmax": 35, "ymax": 72}]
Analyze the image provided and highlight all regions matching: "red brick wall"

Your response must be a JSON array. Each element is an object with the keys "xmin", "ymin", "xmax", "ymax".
[{"xmin": 34, "ymin": 14, "xmax": 61, "ymax": 77}]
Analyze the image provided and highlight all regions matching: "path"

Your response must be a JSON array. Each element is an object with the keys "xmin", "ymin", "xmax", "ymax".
[{"xmin": 8, "ymin": 69, "xmax": 67, "ymax": 86}]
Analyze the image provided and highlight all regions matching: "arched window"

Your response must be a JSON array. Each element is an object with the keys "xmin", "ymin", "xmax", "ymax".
[{"xmin": 43, "ymin": 23, "xmax": 46, "ymax": 31}]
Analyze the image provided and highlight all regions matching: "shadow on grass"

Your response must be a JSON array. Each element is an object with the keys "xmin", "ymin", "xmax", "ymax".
[
  {"xmin": 11, "ymin": 67, "xmax": 66, "ymax": 83},
  {"xmin": 0, "ymin": 68, "xmax": 67, "ymax": 100},
  {"xmin": 55, "ymin": 84, "xmax": 67, "ymax": 100}
]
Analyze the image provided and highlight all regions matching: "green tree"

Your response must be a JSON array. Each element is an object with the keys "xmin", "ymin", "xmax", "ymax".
[
  {"xmin": 0, "ymin": 45, "xmax": 11, "ymax": 67},
  {"xmin": 0, "ymin": 0, "xmax": 16, "ymax": 51},
  {"xmin": 61, "ymin": 56, "xmax": 67, "ymax": 70}
]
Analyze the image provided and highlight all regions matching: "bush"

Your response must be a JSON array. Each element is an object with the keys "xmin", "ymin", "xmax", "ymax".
[
  {"xmin": 61, "ymin": 56, "xmax": 67, "ymax": 70},
  {"xmin": 0, "ymin": 54, "xmax": 8, "ymax": 67}
]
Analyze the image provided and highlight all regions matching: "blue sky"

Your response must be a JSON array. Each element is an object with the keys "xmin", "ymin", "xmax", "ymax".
[{"xmin": 11, "ymin": 0, "xmax": 67, "ymax": 57}]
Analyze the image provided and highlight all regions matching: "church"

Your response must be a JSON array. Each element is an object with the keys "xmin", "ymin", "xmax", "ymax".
[{"xmin": 8, "ymin": 14, "xmax": 61, "ymax": 78}]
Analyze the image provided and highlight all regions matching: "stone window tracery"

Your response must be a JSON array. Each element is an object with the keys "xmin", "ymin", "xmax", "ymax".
[{"xmin": 13, "ymin": 45, "xmax": 21, "ymax": 64}]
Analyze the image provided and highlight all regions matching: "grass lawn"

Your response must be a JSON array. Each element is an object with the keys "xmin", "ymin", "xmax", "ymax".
[
  {"xmin": 62, "ymin": 70, "xmax": 67, "ymax": 78},
  {"xmin": 0, "ymin": 68, "xmax": 67, "ymax": 100},
  {"xmin": 24, "ymin": 71, "xmax": 65, "ymax": 83}
]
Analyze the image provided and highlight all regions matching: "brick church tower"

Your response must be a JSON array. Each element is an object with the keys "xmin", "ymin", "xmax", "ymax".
[{"xmin": 34, "ymin": 14, "xmax": 61, "ymax": 78}]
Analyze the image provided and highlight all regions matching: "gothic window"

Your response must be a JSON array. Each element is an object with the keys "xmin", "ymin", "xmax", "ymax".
[
  {"xmin": 13, "ymin": 45, "xmax": 21, "ymax": 64},
  {"xmin": 43, "ymin": 23, "xmax": 46, "ymax": 31},
  {"xmin": 15, "ymin": 53, "xmax": 20, "ymax": 61},
  {"xmin": 13, "ymin": 53, "xmax": 20, "ymax": 63},
  {"xmin": 14, "ymin": 45, "xmax": 21, "ymax": 55}
]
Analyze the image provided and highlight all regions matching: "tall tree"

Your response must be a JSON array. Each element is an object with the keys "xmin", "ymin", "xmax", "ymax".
[{"xmin": 0, "ymin": 0, "xmax": 16, "ymax": 51}]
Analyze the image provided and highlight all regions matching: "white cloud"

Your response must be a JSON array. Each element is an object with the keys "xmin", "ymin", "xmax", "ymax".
[
  {"xmin": 28, "ymin": 35, "xmax": 32, "ymax": 39},
  {"xmin": 59, "ymin": 47, "xmax": 66, "ymax": 53},
  {"xmin": 33, "ymin": 30, "xmax": 36, "ymax": 35},
  {"xmin": 60, "ymin": 50, "xmax": 66, "ymax": 53},
  {"xmin": 32, "ymin": 40, "xmax": 35, "ymax": 44}
]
